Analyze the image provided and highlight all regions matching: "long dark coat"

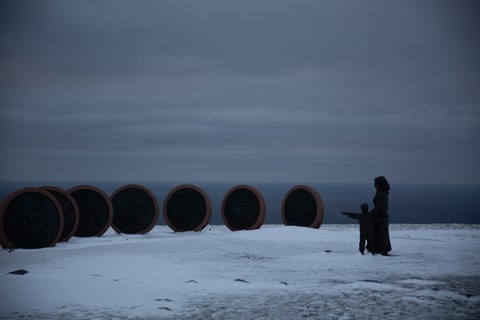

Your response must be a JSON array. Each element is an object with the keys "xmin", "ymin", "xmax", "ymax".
[{"xmin": 370, "ymin": 190, "xmax": 392, "ymax": 255}]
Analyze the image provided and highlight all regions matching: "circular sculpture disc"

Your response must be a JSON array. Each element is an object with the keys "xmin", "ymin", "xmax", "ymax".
[
  {"xmin": 0, "ymin": 188, "xmax": 64, "ymax": 249},
  {"xmin": 42, "ymin": 186, "xmax": 80, "ymax": 242},
  {"xmin": 111, "ymin": 184, "xmax": 159, "ymax": 234},
  {"xmin": 68, "ymin": 185, "xmax": 113, "ymax": 237},
  {"xmin": 282, "ymin": 185, "xmax": 324, "ymax": 228},
  {"xmin": 163, "ymin": 185, "xmax": 211, "ymax": 232},
  {"xmin": 221, "ymin": 185, "xmax": 266, "ymax": 231}
]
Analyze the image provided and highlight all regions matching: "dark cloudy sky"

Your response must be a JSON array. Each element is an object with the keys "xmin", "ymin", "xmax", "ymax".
[{"xmin": 1, "ymin": 0, "xmax": 479, "ymax": 184}]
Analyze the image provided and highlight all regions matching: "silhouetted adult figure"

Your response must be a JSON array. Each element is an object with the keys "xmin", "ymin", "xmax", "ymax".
[{"xmin": 370, "ymin": 176, "xmax": 392, "ymax": 255}]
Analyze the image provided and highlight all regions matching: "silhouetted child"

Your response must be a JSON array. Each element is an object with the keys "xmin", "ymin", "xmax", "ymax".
[{"xmin": 342, "ymin": 203, "xmax": 379, "ymax": 255}]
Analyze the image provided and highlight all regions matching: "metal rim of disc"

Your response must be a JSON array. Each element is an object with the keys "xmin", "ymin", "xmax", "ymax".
[
  {"xmin": 221, "ymin": 184, "xmax": 266, "ymax": 231},
  {"xmin": 67, "ymin": 185, "xmax": 113, "ymax": 237},
  {"xmin": 110, "ymin": 184, "xmax": 160, "ymax": 234},
  {"xmin": 0, "ymin": 187, "xmax": 64, "ymax": 249},
  {"xmin": 163, "ymin": 184, "xmax": 212, "ymax": 232},
  {"xmin": 42, "ymin": 186, "xmax": 80, "ymax": 242},
  {"xmin": 281, "ymin": 185, "xmax": 324, "ymax": 229}
]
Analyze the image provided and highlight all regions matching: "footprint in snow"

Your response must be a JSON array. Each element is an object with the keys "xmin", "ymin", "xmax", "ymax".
[{"xmin": 158, "ymin": 307, "xmax": 172, "ymax": 311}]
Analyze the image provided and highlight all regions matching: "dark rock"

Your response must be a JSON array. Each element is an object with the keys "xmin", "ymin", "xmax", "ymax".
[
  {"xmin": 185, "ymin": 280, "xmax": 198, "ymax": 284},
  {"xmin": 8, "ymin": 269, "xmax": 29, "ymax": 275}
]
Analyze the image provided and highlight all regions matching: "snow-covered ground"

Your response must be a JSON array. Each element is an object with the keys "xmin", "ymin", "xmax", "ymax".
[{"xmin": 1, "ymin": 224, "xmax": 479, "ymax": 319}]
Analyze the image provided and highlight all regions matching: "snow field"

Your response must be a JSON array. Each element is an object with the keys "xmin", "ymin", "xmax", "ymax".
[{"xmin": 0, "ymin": 224, "xmax": 479, "ymax": 319}]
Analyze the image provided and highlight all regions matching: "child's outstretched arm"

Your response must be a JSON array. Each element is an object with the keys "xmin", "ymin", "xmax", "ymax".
[{"xmin": 342, "ymin": 212, "xmax": 360, "ymax": 220}]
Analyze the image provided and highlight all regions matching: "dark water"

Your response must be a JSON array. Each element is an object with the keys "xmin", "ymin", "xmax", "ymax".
[{"xmin": 1, "ymin": 181, "xmax": 479, "ymax": 225}]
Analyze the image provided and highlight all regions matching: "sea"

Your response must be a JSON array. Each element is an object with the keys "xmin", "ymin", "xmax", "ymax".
[{"xmin": 1, "ymin": 181, "xmax": 479, "ymax": 225}]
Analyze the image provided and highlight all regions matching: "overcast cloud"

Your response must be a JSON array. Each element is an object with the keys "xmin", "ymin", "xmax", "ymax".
[{"xmin": 1, "ymin": 0, "xmax": 479, "ymax": 184}]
